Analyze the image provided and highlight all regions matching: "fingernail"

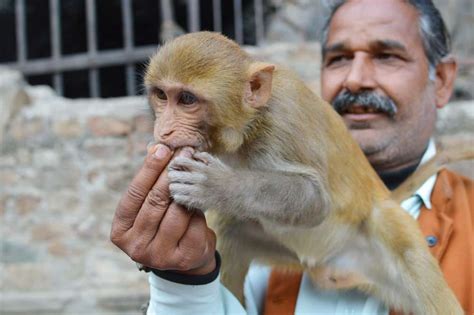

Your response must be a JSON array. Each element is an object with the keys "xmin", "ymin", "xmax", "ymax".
[
  {"xmin": 179, "ymin": 147, "xmax": 194, "ymax": 158},
  {"xmin": 147, "ymin": 141, "xmax": 157, "ymax": 153},
  {"xmin": 154, "ymin": 144, "xmax": 170, "ymax": 159}
]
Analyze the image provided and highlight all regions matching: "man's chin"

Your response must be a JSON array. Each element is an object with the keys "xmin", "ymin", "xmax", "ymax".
[{"xmin": 349, "ymin": 129, "xmax": 390, "ymax": 156}]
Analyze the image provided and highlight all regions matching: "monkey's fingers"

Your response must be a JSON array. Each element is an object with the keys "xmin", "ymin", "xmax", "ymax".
[
  {"xmin": 170, "ymin": 184, "xmax": 204, "ymax": 210},
  {"xmin": 169, "ymin": 156, "xmax": 207, "ymax": 172},
  {"xmin": 169, "ymin": 183, "xmax": 200, "ymax": 196},
  {"xmin": 168, "ymin": 168, "xmax": 207, "ymax": 184},
  {"xmin": 193, "ymin": 152, "xmax": 213, "ymax": 165},
  {"xmin": 194, "ymin": 152, "xmax": 229, "ymax": 171}
]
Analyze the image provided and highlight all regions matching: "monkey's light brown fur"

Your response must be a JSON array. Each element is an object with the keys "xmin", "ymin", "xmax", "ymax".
[{"xmin": 145, "ymin": 32, "xmax": 463, "ymax": 315}]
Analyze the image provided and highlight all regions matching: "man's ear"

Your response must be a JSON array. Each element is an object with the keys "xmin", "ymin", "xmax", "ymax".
[
  {"xmin": 244, "ymin": 62, "xmax": 275, "ymax": 109},
  {"xmin": 434, "ymin": 57, "xmax": 457, "ymax": 109}
]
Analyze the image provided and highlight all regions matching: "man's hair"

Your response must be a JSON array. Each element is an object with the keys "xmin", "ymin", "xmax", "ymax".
[{"xmin": 321, "ymin": 0, "xmax": 451, "ymax": 79}]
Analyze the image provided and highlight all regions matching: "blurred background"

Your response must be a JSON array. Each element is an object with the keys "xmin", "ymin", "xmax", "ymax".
[{"xmin": 0, "ymin": 1, "xmax": 472, "ymax": 314}]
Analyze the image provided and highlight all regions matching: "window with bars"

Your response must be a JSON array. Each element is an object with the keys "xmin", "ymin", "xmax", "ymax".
[{"xmin": 0, "ymin": 0, "xmax": 273, "ymax": 98}]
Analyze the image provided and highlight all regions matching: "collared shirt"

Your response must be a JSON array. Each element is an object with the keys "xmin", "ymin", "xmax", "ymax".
[
  {"xmin": 147, "ymin": 140, "xmax": 444, "ymax": 315},
  {"xmin": 400, "ymin": 139, "xmax": 437, "ymax": 219}
]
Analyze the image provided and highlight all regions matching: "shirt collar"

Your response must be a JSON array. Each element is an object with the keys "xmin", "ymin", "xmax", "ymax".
[{"xmin": 412, "ymin": 139, "xmax": 437, "ymax": 209}]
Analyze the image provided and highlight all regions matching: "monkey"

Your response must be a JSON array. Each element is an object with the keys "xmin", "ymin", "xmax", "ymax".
[
  {"xmin": 144, "ymin": 32, "xmax": 463, "ymax": 315},
  {"xmin": 391, "ymin": 143, "xmax": 474, "ymax": 203}
]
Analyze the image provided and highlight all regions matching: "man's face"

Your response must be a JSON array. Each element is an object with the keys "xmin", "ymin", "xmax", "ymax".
[{"xmin": 321, "ymin": 0, "xmax": 438, "ymax": 172}]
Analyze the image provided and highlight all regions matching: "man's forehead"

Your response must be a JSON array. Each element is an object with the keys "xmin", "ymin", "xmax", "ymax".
[{"xmin": 325, "ymin": 0, "xmax": 421, "ymax": 48}]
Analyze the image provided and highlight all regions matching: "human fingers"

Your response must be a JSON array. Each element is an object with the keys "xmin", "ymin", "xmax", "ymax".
[
  {"xmin": 145, "ymin": 207, "xmax": 216, "ymax": 273},
  {"xmin": 111, "ymin": 144, "xmax": 172, "ymax": 241},
  {"xmin": 130, "ymin": 147, "xmax": 194, "ymax": 241},
  {"xmin": 174, "ymin": 210, "xmax": 217, "ymax": 274}
]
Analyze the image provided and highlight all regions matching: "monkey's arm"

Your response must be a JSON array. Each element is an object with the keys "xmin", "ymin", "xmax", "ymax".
[{"xmin": 168, "ymin": 153, "xmax": 330, "ymax": 227}]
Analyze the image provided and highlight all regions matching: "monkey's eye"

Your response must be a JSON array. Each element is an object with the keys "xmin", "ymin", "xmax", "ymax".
[
  {"xmin": 154, "ymin": 88, "xmax": 167, "ymax": 100},
  {"xmin": 179, "ymin": 91, "xmax": 197, "ymax": 105}
]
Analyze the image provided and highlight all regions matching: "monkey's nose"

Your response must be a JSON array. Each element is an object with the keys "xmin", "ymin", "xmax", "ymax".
[{"xmin": 159, "ymin": 130, "xmax": 173, "ymax": 138}]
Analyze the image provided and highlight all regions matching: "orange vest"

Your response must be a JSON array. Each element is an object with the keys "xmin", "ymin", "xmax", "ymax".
[{"xmin": 264, "ymin": 169, "xmax": 473, "ymax": 314}]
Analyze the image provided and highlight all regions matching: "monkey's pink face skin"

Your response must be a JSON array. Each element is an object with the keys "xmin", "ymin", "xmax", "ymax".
[{"xmin": 148, "ymin": 82, "xmax": 211, "ymax": 151}]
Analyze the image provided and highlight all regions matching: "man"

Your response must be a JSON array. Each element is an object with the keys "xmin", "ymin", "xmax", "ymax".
[{"xmin": 110, "ymin": 0, "xmax": 472, "ymax": 314}]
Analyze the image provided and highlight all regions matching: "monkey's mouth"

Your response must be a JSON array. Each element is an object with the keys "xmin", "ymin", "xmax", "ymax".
[{"xmin": 157, "ymin": 138, "xmax": 209, "ymax": 152}]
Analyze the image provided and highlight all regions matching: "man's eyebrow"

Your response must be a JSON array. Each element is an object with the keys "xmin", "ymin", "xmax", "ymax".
[
  {"xmin": 322, "ymin": 42, "xmax": 347, "ymax": 57},
  {"xmin": 322, "ymin": 39, "xmax": 408, "ymax": 57},
  {"xmin": 370, "ymin": 39, "xmax": 407, "ymax": 52}
]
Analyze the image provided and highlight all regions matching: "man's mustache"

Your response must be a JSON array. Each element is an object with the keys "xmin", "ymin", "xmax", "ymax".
[{"xmin": 332, "ymin": 90, "xmax": 398, "ymax": 117}]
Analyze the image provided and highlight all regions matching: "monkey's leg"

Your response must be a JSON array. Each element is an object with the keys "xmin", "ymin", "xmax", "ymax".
[
  {"xmin": 207, "ymin": 212, "xmax": 300, "ymax": 305},
  {"xmin": 375, "ymin": 207, "xmax": 462, "ymax": 315},
  {"xmin": 326, "ymin": 203, "xmax": 464, "ymax": 315},
  {"xmin": 218, "ymin": 238, "xmax": 250, "ymax": 305}
]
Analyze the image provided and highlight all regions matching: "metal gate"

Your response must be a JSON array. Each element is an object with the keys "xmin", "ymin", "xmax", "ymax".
[{"xmin": 2, "ymin": 0, "xmax": 267, "ymax": 98}]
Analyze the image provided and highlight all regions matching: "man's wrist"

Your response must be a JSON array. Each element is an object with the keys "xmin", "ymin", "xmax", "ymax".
[{"xmin": 150, "ymin": 251, "xmax": 221, "ymax": 285}]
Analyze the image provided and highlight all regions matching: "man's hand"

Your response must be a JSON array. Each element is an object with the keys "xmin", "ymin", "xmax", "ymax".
[{"xmin": 110, "ymin": 144, "xmax": 217, "ymax": 275}]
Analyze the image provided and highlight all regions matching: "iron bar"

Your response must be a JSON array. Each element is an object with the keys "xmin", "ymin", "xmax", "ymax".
[
  {"xmin": 121, "ymin": 0, "xmax": 136, "ymax": 95},
  {"xmin": 5, "ymin": 46, "xmax": 158, "ymax": 76},
  {"xmin": 212, "ymin": 0, "xmax": 222, "ymax": 32},
  {"xmin": 233, "ymin": 0, "xmax": 243, "ymax": 44},
  {"xmin": 50, "ymin": 0, "xmax": 63, "ymax": 95},
  {"xmin": 15, "ymin": 0, "xmax": 27, "ymax": 64},
  {"xmin": 254, "ymin": 0, "xmax": 264, "ymax": 45},
  {"xmin": 86, "ymin": 0, "xmax": 99, "ymax": 97},
  {"xmin": 187, "ymin": 0, "xmax": 200, "ymax": 32}
]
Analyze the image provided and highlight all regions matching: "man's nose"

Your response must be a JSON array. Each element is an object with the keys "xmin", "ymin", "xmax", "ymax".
[{"xmin": 343, "ymin": 53, "xmax": 376, "ymax": 93}]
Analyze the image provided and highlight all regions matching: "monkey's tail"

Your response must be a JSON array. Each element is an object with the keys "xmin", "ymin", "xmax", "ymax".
[
  {"xmin": 366, "ymin": 200, "xmax": 463, "ymax": 314},
  {"xmin": 391, "ymin": 144, "xmax": 474, "ymax": 203}
]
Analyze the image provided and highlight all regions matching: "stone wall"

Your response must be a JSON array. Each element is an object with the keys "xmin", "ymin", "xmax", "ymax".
[
  {"xmin": 1, "ymin": 43, "xmax": 473, "ymax": 315},
  {"xmin": 1, "ymin": 68, "xmax": 152, "ymax": 315}
]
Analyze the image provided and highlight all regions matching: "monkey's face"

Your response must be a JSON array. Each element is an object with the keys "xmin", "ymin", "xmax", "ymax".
[
  {"xmin": 144, "ymin": 32, "xmax": 274, "ymax": 154},
  {"xmin": 148, "ymin": 82, "xmax": 212, "ymax": 151}
]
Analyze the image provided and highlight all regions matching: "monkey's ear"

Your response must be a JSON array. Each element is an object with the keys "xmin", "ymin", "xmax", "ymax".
[{"xmin": 245, "ymin": 63, "xmax": 275, "ymax": 109}]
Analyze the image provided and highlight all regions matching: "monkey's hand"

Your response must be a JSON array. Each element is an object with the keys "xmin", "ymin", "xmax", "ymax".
[{"xmin": 168, "ymin": 152, "xmax": 231, "ymax": 211}]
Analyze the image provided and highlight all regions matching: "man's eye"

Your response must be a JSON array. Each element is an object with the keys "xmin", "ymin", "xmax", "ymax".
[
  {"xmin": 180, "ymin": 91, "xmax": 197, "ymax": 105},
  {"xmin": 376, "ymin": 53, "xmax": 397, "ymax": 60},
  {"xmin": 325, "ymin": 55, "xmax": 350, "ymax": 66},
  {"xmin": 155, "ymin": 88, "xmax": 167, "ymax": 100}
]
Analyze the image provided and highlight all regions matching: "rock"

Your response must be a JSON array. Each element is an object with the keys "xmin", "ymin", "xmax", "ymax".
[
  {"xmin": 33, "ymin": 149, "xmax": 61, "ymax": 168},
  {"xmin": 0, "ymin": 67, "xmax": 31, "ymax": 142},
  {"xmin": 133, "ymin": 114, "xmax": 154, "ymax": 133},
  {"xmin": 87, "ymin": 116, "xmax": 132, "ymax": 137},
  {"xmin": 82, "ymin": 137, "xmax": 130, "ymax": 161},
  {"xmin": 16, "ymin": 194, "xmax": 41, "ymax": 215},
  {"xmin": 53, "ymin": 119, "xmax": 83, "ymax": 138},
  {"xmin": 0, "ymin": 169, "xmax": 18, "ymax": 186},
  {"xmin": 31, "ymin": 223, "xmax": 67, "ymax": 241},
  {"xmin": 0, "ymin": 240, "xmax": 39, "ymax": 263},
  {"xmin": 9, "ymin": 117, "xmax": 47, "ymax": 141}
]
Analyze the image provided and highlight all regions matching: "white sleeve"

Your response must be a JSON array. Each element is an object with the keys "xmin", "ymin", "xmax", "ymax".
[{"xmin": 147, "ymin": 264, "xmax": 270, "ymax": 315}]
